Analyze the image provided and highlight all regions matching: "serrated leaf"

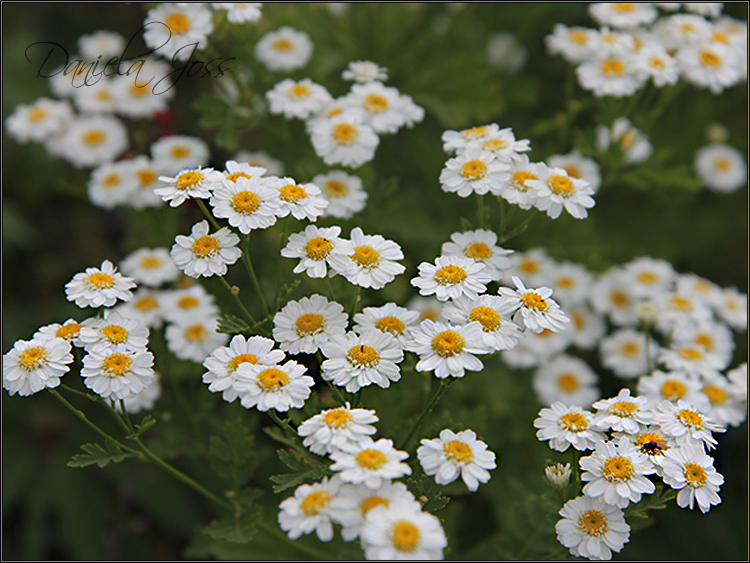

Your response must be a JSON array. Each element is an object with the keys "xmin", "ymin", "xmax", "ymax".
[
  {"xmin": 207, "ymin": 420, "xmax": 258, "ymax": 490},
  {"xmin": 406, "ymin": 475, "xmax": 451, "ymax": 513},
  {"xmin": 269, "ymin": 465, "xmax": 329, "ymax": 494},
  {"xmin": 217, "ymin": 314, "xmax": 250, "ymax": 335},
  {"xmin": 128, "ymin": 415, "xmax": 156, "ymax": 439},
  {"xmin": 67, "ymin": 440, "xmax": 134, "ymax": 468},
  {"xmin": 203, "ymin": 504, "xmax": 261, "ymax": 543}
]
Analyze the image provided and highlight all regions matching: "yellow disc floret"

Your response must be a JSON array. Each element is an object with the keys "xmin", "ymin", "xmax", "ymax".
[
  {"xmin": 603, "ymin": 456, "xmax": 633, "ymax": 482},
  {"xmin": 578, "ymin": 510, "xmax": 608, "ymax": 537},
  {"xmin": 520, "ymin": 292, "xmax": 549, "ymax": 312},
  {"xmin": 87, "ymin": 272, "xmax": 114, "ymax": 289},
  {"xmin": 83, "ymin": 129, "xmax": 106, "ymax": 147},
  {"xmin": 431, "ymin": 330, "xmax": 465, "ymax": 357},
  {"xmin": 18, "ymin": 346, "xmax": 49, "ymax": 372},
  {"xmin": 305, "ymin": 237, "xmax": 333, "ymax": 260},
  {"xmin": 333, "ymin": 123, "xmax": 358, "ymax": 145},
  {"xmin": 365, "ymin": 93, "xmax": 389, "ymax": 113},
  {"xmin": 295, "ymin": 313, "xmax": 325, "ymax": 336},
  {"xmin": 356, "ymin": 449, "xmax": 387, "ymax": 470},
  {"xmin": 464, "ymin": 242, "xmax": 492, "ymax": 260},
  {"xmin": 347, "ymin": 345, "xmax": 380, "ymax": 368},
  {"xmin": 661, "ymin": 380, "xmax": 687, "ymax": 401},
  {"xmin": 227, "ymin": 353, "xmax": 258, "ymax": 372},
  {"xmin": 557, "ymin": 373, "xmax": 581, "ymax": 393},
  {"xmin": 469, "ymin": 306, "xmax": 501, "ymax": 331},
  {"xmin": 257, "ymin": 368, "xmax": 289, "ymax": 391},
  {"xmin": 165, "ymin": 12, "xmax": 191, "ymax": 35},
  {"xmin": 547, "ymin": 175, "xmax": 576, "ymax": 196},
  {"xmin": 192, "ymin": 236, "xmax": 220, "ymax": 258},
  {"xmin": 231, "ymin": 191, "xmax": 261, "ymax": 214},
  {"xmin": 444, "ymin": 440, "xmax": 473, "ymax": 463},
  {"xmin": 434, "ymin": 265, "xmax": 467, "ymax": 286},
  {"xmin": 460, "ymin": 160, "xmax": 488, "ymax": 181},
  {"xmin": 175, "ymin": 170, "xmax": 204, "ymax": 190},
  {"xmin": 323, "ymin": 408, "xmax": 353, "ymax": 428},
  {"xmin": 559, "ymin": 412, "xmax": 588, "ymax": 431},
  {"xmin": 102, "ymin": 325, "xmax": 128, "ymax": 345},
  {"xmin": 375, "ymin": 316, "xmax": 405, "ymax": 335},
  {"xmin": 683, "ymin": 462, "xmax": 708, "ymax": 487},
  {"xmin": 103, "ymin": 353, "xmax": 132, "ymax": 377},
  {"xmin": 350, "ymin": 246, "xmax": 380, "ymax": 269},
  {"xmin": 300, "ymin": 490, "xmax": 330, "ymax": 516},
  {"xmin": 279, "ymin": 184, "xmax": 307, "ymax": 203}
]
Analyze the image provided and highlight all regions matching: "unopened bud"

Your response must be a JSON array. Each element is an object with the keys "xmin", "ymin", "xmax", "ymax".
[
  {"xmin": 545, "ymin": 462, "xmax": 572, "ymax": 490},
  {"xmin": 231, "ymin": 285, "xmax": 240, "ymax": 295},
  {"xmin": 706, "ymin": 123, "xmax": 729, "ymax": 144}
]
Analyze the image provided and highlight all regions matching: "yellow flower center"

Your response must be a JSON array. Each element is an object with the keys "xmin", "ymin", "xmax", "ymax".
[
  {"xmin": 469, "ymin": 306, "xmax": 501, "ymax": 331},
  {"xmin": 661, "ymin": 380, "xmax": 688, "ymax": 401},
  {"xmin": 512, "ymin": 171, "xmax": 536, "ymax": 191},
  {"xmin": 670, "ymin": 296, "xmax": 693, "ymax": 311},
  {"xmin": 460, "ymin": 160, "xmax": 488, "ymax": 181},
  {"xmin": 392, "ymin": 521, "xmax": 421, "ymax": 552},
  {"xmin": 137, "ymin": 256, "xmax": 161, "ymax": 270},
  {"xmin": 129, "ymin": 83, "xmax": 149, "ymax": 98},
  {"xmin": 279, "ymin": 184, "xmax": 307, "ymax": 203},
  {"xmin": 178, "ymin": 296, "xmax": 199, "ymax": 310},
  {"xmin": 87, "ymin": 272, "xmax": 114, "ymax": 289},
  {"xmin": 694, "ymin": 333, "xmax": 714, "ymax": 351},
  {"xmin": 227, "ymin": 353, "xmax": 258, "ymax": 372},
  {"xmin": 683, "ymin": 462, "xmax": 708, "ymax": 487},
  {"xmin": 300, "ymin": 490, "xmax": 331, "ymax": 516},
  {"xmin": 700, "ymin": 50, "xmax": 722, "ymax": 67},
  {"xmin": 170, "ymin": 146, "xmax": 190, "ymax": 159},
  {"xmin": 610, "ymin": 290, "xmax": 630, "ymax": 308},
  {"xmin": 365, "ymin": 93, "xmax": 389, "ymax": 113},
  {"xmin": 678, "ymin": 409, "xmax": 704, "ymax": 428},
  {"xmin": 295, "ymin": 313, "xmax": 325, "ymax": 336},
  {"xmin": 560, "ymin": 411, "xmax": 588, "ymax": 431},
  {"xmin": 601, "ymin": 59, "xmax": 626, "ymax": 76},
  {"xmin": 519, "ymin": 259, "xmax": 539, "ymax": 274},
  {"xmin": 192, "ymin": 235, "xmax": 220, "ymax": 258},
  {"xmin": 713, "ymin": 157, "xmax": 731, "ymax": 172},
  {"xmin": 613, "ymin": 2, "xmax": 634, "ymax": 11},
  {"xmin": 361, "ymin": 496, "xmax": 389, "ymax": 516},
  {"xmin": 83, "ymin": 130, "xmax": 106, "ymax": 146},
  {"xmin": 305, "ymin": 237, "xmax": 333, "ymax": 260},
  {"xmin": 603, "ymin": 456, "xmax": 633, "ymax": 482},
  {"xmin": 102, "ymin": 325, "xmax": 128, "ymax": 345},
  {"xmin": 375, "ymin": 316, "xmax": 405, "ymax": 335},
  {"xmin": 184, "ymin": 324, "xmax": 208, "ymax": 342},
  {"xmin": 257, "ymin": 368, "xmax": 289, "ymax": 391},
  {"xmin": 547, "ymin": 175, "xmax": 575, "ymax": 196},
  {"xmin": 712, "ymin": 31, "xmax": 730, "ymax": 44},
  {"xmin": 578, "ymin": 510, "xmax": 608, "ymax": 537},
  {"xmin": 356, "ymin": 448, "xmax": 387, "ymax": 470},
  {"xmin": 175, "ymin": 170, "xmax": 203, "ymax": 190},
  {"xmin": 562, "ymin": 165, "xmax": 582, "ymax": 179},
  {"xmin": 637, "ymin": 271, "xmax": 658, "ymax": 285},
  {"xmin": 137, "ymin": 169, "xmax": 157, "ymax": 187},
  {"xmin": 611, "ymin": 401, "xmax": 638, "ymax": 417},
  {"xmin": 557, "ymin": 373, "xmax": 581, "ymax": 393},
  {"xmin": 464, "ymin": 242, "xmax": 492, "ymax": 260},
  {"xmin": 648, "ymin": 56, "xmax": 666, "ymax": 70},
  {"xmin": 289, "ymin": 84, "xmax": 311, "ymax": 98},
  {"xmin": 431, "ymin": 330, "xmax": 465, "ymax": 358},
  {"xmin": 231, "ymin": 191, "xmax": 261, "ymax": 214},
  {"xmin": 327, "ymin": 107, "xmax": 342, "ymax": 118},
  {"xmin": 556, "ymin": 276, "xmax": 575, "ymax": 289},
  {"xmin": 56, "ymin": 323, "xmax": 82, "ymax": 340},
  {"xmin": 619, "ymin": 342, "xmax": 640, "ymax": 357},
  {"xmin": 620, "ymin": 130, "xmax": 636, "ymax": 149},
  {"xmin": 135, "ymin": 296, "xmax": 158, "ymax": 311},
  {"xmin": 225, "ymin": 172, "xmax": 252, "ymax": 183},
  {"xmin": 324, "ymin": 180, "xmax": 348, "ymax": 196},
  {"xmin": 18, "ymin": 346, "xmax": 49, "ymax": 371},
  {"xmin": 703, "ymin": 384, "xmax": 728, "ymax": 405},
  {"xmin": 350, "ymin": 246, "xmax": 380, "ymax": 269},
  {"xmin": 102, "ymin": 353, "xmax": 132, "ymax": 377},
  {"xmin": 520, "ymin": 292, "xmax": 549, "ymax": 312},
  {"xmin": 165, "ymin": 12, "xmax": 191, "ymax": 35},
  {"xmin": 569, "ymin": 29, "xmax": 588, "ymax": 45},
  {"xmin": 444, "ymin": 440, "xmax": 473, "ymax": 463},
  {"xmin": 572, "ymin": 311, "xmax": 585, "ymax": 330},
  {"xmin": 347, "ymin": 345, "xmax": 380, "ymax": 368},
  {"xmin": 28, "ymin": 107, "xmax": 48, "ymax": 122},
  {"xmin": 272, "ymin": 38, "xmax": 294, "ymax": 52},
  {"xmin": 333, "ymin": 123, "xmax": 358, "ymax": 145},
  {"xmin": 96, "ymin": 90, "xmax": 111, "ymax": 101},
  {"xmin": 462, "ymin": 126, "xmax": 487, "ymax": 139},
  {"xmin": 434, "ymin": 265, "xmax": 467, "ymax": 285},
  {"xmin": 323, "ymin": 408, "xmax": 353, "ymax": 428},
  {"xmin": 102, "ymin": 173, "xmax": 121, "ymax": 188},
  {"xmin": 483, "ymin": 139, "xmax": 509, "ymax": 151},
  {"xmin": 679, "ymin": 347, "xmax": 703, "ymax": 361}
]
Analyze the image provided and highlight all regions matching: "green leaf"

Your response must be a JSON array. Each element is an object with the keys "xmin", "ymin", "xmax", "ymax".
[
  {"xmin": 67, "ymin": 439, "xmax": 134, "ymax": 468},
  {"xmin": 269, "ymin": 448, "xmax": 329, "ymax": 493},
  {"xmin": 207, "ymin": 419, "xmax": 258, "ymax": 490},
  {"xmin": 127, "ymin": 415, "xmax": 156, "ymax": 439},
  {"xmin": 217, "ymin": 314, "xmax": 250, "ymax": 335},
  {"xmin": 203, "ymin": 502, "xmax": 261, "ymax": 543},
  {"xmin": 406, "ymin": 475, "xmax": 450, "ymax": 513}
]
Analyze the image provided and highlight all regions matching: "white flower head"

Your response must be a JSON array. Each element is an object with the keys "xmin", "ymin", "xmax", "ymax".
[
  {"xmin": 342, "ymin": 60, "xmax": 389, "ymax": 83},
  {"xmin": 170, "ymin": 220, "xmax": 241, "ymax": 278},
  {"xmin": 417, "ymin": 428, "xmax": 496, "ymax": 492},
  {"xmin": 3, "ymin": 337, "xmax": 74, "ymax": 396},
  {"xmin": 255, "ymin": 26, "xmax": 313, "ymax": 71},
  {"xmin": 344, "ymin": 81, "xmax": 411, "ymax": 134},
  {"xmin": 441, "ymin": 294, "xmax": 522, "ymax": 353},
  {"xmin": 119, "ymin": 247, "xmax": 181, "ymax": 287},
  {"xmin": 353, "ymin": 303, "xmax": 421, "ymax": 348},
  {"xmin": 314, "ymin": 170, "xmax": 368, "ymax": 219},
  {"xmin": 700, "ymin": 373, "xmax": 747, "ymax": 428},
  {"xmin": 79, "ymin": 311, "xmax": 149, "ymax": 353},
  {"xmin": 597, "ymin": 117, "xmax": 652, "ymax": 165},
  {"xmin": 212, "ymin": 3, "xmax": 262, "ymax": 23},
  {"xmin": 662, "ymin": 444, "xmax": 724, "ymax": 513},
  {"xmin": 57, "ymin": 115, "xmax": 129, "ymax": 169},
  {"xmin": 297, "ymin": 402, "xmax": 378, "ymax": 456},
  {"xmin": 360, "ymin": 501, "xmax": 447, "ymax": 560},
  {"xmin": 150, "ymin": 135, "xmax": 210, "ymax": 175},
  {"xmin": 128, "ymin": 155, "xmax": 168, "ymax": 209},
  {"xmin": 546, "ymin": 150, "xmax": 602, "ymax": 194},
  {"xmin": 527, "ymin": 166, "xmax": 596, "ymax": 219},
  {"xmin": 442, "ymin": 123, "xmax": 501, "ymax": 155},
  {"xmin": 412, "ymin": 255, "xmax": 493, "ymax": 303},
  {"xmin": 439, "ymin": 146, "xmax": 511, "ymax": 197},
  {"xmin": 533, "ymin": 354, "xmax": 601, "ymax": 408},
  {"xmin": 580, "ymin": 440, "xmax": 656, "ymax": 508},
  {"xmin": 281, "ymin": 225, "xmax": 353, "ymax": 279},
  {"xmin": 65, "ymin": 260, "xmax": 136, "ymax": 308},
  {"xmin": 87, "ymin": 160, "xmax": 139, "ymax": 210},
  {"xmin": 636, "ymin": 369, "xmax": 708, "ymax": 409},
  {"xmin": 589, "ymin": 3, "xmax": 659, "ymax": 29},
  {"xmin": 209, "ymin": 175, "xmax": 280, "ymax": 234},
  {"xmin": 234, "ymin": 360, "xmax": 315, "ymax": 412},
  {"xmin": 498, "ymin": 276, "xmax": 571, "ymax": 333},
  {"xmin": 694, "ymin": 143, "xmax": 747, "ymax": 193},
  {"xmin": 555, "ymin": 495, "xmax": 630, "ymax": 560},
  {"xmin": 440, "ymin": 229, "xmax": 513, "ymax": 281},
  {"xmin": 155, "ymin": 167, "xmax": 224, "ymax": 208},
  {"xmin": 328, "ymin": 227, "xmax": 406, "ymax": 290},
  {"xmin": 143, "ymin": 3, "xmax": 214, "ymax": 62},
  {"xmin": 272, "ymin": 294, "xmax": 348, "ymax": 355},
  {"xmin": 309, "ymin": 114, "xmax": 380, "ymax": 168},
  {"xmin": 165, "ymin": 318, "xmax": 229, "ymax": 363},
  {"xmin": 278, "ymin": 475, "xmax": 342, "ymax": 542},
  {"xmin": 677, "ymin": 42, "xmax": 742, "ymax": 94},
  {"xmin": 112, "ymin": 289, "xmax": 164, "ymax": 330},
  {"xmin": 161, "ymin": 284, "xmax": 219, "ymax": 325},
  {"xmin": 34, "ymin": 319, "xmax": 84, "ymax": 348},
  {"xmin": 652, "ymin": 399, "xmax": 725, "ymax": 450},
  {"xmin": 599, "ymin": 328, "xmax": 656, "ymax": 379},
  {"xmin": 266, "ymin": 78, "xmax": 333, "ymax": 120},
  {"xmin": 80, "ymin": 343, "xmax": 155, "ymax": 401},
  {"xmin": 5, "ymin": 97, "xmax": 72, "ymax": 144},
  {"xmin": 329, "ymin": 437, "xmax": 411, "ymax": 489},
  {"xmin": 534, "ymin": 402, "xmax": 606, "ymax": 453},
  {"xmin": 118, "ymin": 372, "xmax": 162, "ymax": 414},
  {"xmin": 272, "ymin": 177, "xmax": 329, "ymax": 221},
  {"xmin": 592, "ymin": 388, "xmax": 654, "ymax": 434},
  {"xmin": 408, "ymin": 319, "xmax": 488, "ymax": 379}
]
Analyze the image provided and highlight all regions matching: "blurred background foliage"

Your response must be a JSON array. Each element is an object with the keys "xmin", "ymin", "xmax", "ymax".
[{"xmin": 2, "ymin": 2, "xmax": 747, "ymax": 560}]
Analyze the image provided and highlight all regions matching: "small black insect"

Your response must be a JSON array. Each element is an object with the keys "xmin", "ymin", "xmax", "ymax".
[{"xmin": 641, "ymin": 441, "xmax": 664, "ymax": 454}]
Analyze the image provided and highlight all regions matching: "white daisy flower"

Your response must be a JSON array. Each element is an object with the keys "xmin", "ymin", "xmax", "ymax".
[
  {"xmin": 532, "ymin": 354, "xmax": 601, "ymax": 408},
  {"xmin": 170, "ymin": 220, "xmax": 241, "ymax": 279},
  {"xmin": 65, "ymin": 260, "xmax": 136, "ymax": 309},
  {"xmin": 360, "ymin": 501, "xmax": 447, "ymax": 560},
  {"xmin": 297, "ymin": 402, "xmax": 378, "ymax": 456},
  {"xmin": 212, "ymin": 2, "xmax": 262, "ymax": 23},
  {"xmin": 546, "ymin": 150, "xmax": 602, "ymax": 194},
  {"xmin": 439, "ymin": 146, "xmax": 511, "ymax": 197},
  {"xmin": 272, "ymin": 294, "xmax": 348, "ymax": 355},
  {"xmin": 161, "ymin": 285, "xmax": 220, "ymax": 325},
  {"xmin": 150, "ymin": 135, "xmax": 210, "ymax": 175},
  {"xmin": 165, "ymin": 318, "xmax": 228, "ymax": 363},
  {"xmin": 471, "ymin": 127, "xmax": 531, "ymax": 163},
  {"xmin": 80, "ymin": 343, "xmax": 155, "ymax": 401},
  {"xmin": 441, "ymin": 294, "xmax": 522, "ymax": 352},
  {"xmin": 110, "ymin": 73, "xmax": 172, "ymax": 119},
  {"xmin": 234, "ymin": 360, "xmax": 314, "ymax": 412},
  {"xmin": 329, "ymin": 437, "xmax": 411, "ymax": 489},
  {"xmin": 599, "ymin": 328, "xmax": 656, "ymax": 379},
  {"xmin": 527, "ymin": 166, "xmax": 596, "ymax": 219},
  {"xmin": 314, "ymin": 170, "xmax": 368, "ymax": 219},
  {"xmin": 546, "ymin": 24, "xmax": 596, "ymax": 64},
  {"xmin": 504, "ymin": 247, "xmax": 554, "ymax": 288},
  {"xmin": 726, "ymin": 362, "xmax": 748, "ymax": 405},
  {"xmin": 637, "ymin": 369, "xmax": 708, "ymax": 409},
  {"xmin": 34, "ymin": 319, "xmax": 84, "ymax": 348},
  {"xmin": 353, "ymin": 303, "xmax": 420, "ymax": 348},
  {"xmin": 87, "ymin": 160, "xmax": 139, "ymax": 210},
  {"xmin": 545, "ymin": 261, "xmax": 596, "ymax": 307},
  {"xmin": 202, "ymin": 335, "xmax": 285, "ymax": 403},
  {"xmin": 622, "ymin": 256, "xmax": 677, "ymax": 299},
  {"xmin": 344, "ymin": 81, "xmax": 410, "ymax": 134},
  {"xmin": 143, "ymin": 3, "xmax": 214, "ymax": 62},
  {"xmin": 699, "ymin": 374, "xmax": 747, "ymax": 428},
  {"xmin": 652, "ymin": 399, "xmax": 725, "ymax": 450},
  {"xmin": 534, "ymin": 402, "xmax": 606, "ymax": 453},
  {"xmin": 417, "ymin": 428, "xmax": 496, "ymax": 492},
  {"xmin": 589, "ymin": 2, "xmax": 659, "ymax": 29},
  {"xmin": 255, "ymin": 26, "xmax": 313, "ymax": 71},
  {"xmin": 592, "ymin": 388, "xmax": 654, "ymax": 434},
  {"xmin": 657, "ymin": 342, "xmax": 725, "ymax": 378},
  {"xmin": 119, "ymin": 247, "xmax": 180, "ymax": 287},
  {"xmin": 128, "ymin": 155, "xmax": 167, "ymax": 210},
  {"xmin": 596, "ymin": 117, "xmax": 652, "ymax": 165},
  {"xmin": 487, "ymin": 31, "xmax": 528, "ymax": 73},
  {"xmin": 441, "ymin": 123, "xmax": 501, "ymax": 155},
  {"xmin": 58, "ymin": 115, "xmax": 129, "ymax": 168},
  {"xmin": 588, "ymin": 26, "xmax": 638, "ymax": 57},
  {"xmin": 411, "ymin": 255, "xmax": 492, "ymax": 303},
  {"xmin": 79, "ymin": 312, "xmax": 149, "ymax": 353},
  {"xmin": 278, "ymin": 475, "xmax": 342, "ymax": 542},
  {"xmin": 713, "ymin": 286, "xmax": 747, "ymax": 331},
  {"xmin": 272, "ymin": 177, "xmax": 328, "ymax": 221},
  {"xmin": 5, "ymin": 97, "xmax": 72, "ymax": 143},
  {"xmin": 209, "ymin": 175, "xmax": 280, "ymax": 234},
  {"xmin": 678, "ymin": 42, "xmax": 742, "ymax": 94},
  {"xmin": 498, "ymin": 276, "xmax": 571, "ymax": 333},
  {"xmin": 407, "ymin": 295, "xmax": 444, "ymax": 324},
  {"xmin": 580, "ymin": 440, "xmax": 656, "ymax": 508},
  {"xmin": 281, "ymin": 225, "xmax": 353, "ymax": 279},
  {"xmin": 78, "ymin": 30, "xmax": 126, "ymax": 61},
  {"xmin": 555, "ymin": 495, "xmax": 630, "ymax": 560},
  {"xmin": 671, "ymin": 319, "xmax": 735, "ymax": 371},
  {"xmin": 233, "ymin": 150, "xmax": 284, "ymax": 176},
  {"xmin": 328, "ymin": 227, "xmax": 406, "ymax": 290},
  {"xmin": 342, "ymin": 60, "xmax": 389, "ymax": 84},
  {"xmin": 309, "ymin": 114, "xmax": 380, "ymax": 168},
  {"xmin": 567, "ymin": 304, "xmax": 608, "ymax": 351},
  {"xmin": 118, "ymin": 372, "xmax": 162, "ymax": 414},
  {"xmin": 266, "ymin": 78, "xmax": 333, "ymax": 120},
  {"xmin": 661, "ymin": 444, "xmax": 724, "ymax": 513},
  {"xmin": 155, "ymin": 167, "xmax": 223, "ymax": 208},
  {"xmin": 112, "ymin": 288, "xmax": 165, "ymax": 330},
  {"xmin": 639, "ymin": 43, "xmax": 681, "ymax": 87},
  {"xmin": 590, "ymin": 268, "xmax": 641, "ymax": 327},
  {"xmin": 408, "ymin": 319, "xmax": 488, "ymax": 379},
  {"xmin": 504, "ymin": 325, "xmax": 573, "ymax": 369},
  {"xmin": 3, "ymin": 337, "xmax": 74, "ymax": 397},
  {"xmin": 685, "ymin": 2, "xmax": 725, "ymax": 18},
  {"xmin": 221, "ymin": 159, "xmax": 268, "ymax": 183},
  {"xmin": 440, "ymin": 229, "xmax": 513, "ymax": 282},
  {"xmin": 694, "ymin": 142, "xmax": 747, "ymax": 193},
  {"xmin": 614, "ymin": 426, "xmax": 676, "ymax": 474},
  {"xmin": 320, "ymin": 330, "xmax": 404, "ymax": 393}
]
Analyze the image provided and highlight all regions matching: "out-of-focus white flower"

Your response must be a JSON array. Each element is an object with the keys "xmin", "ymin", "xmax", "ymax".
[
  {"xmin": 342, "ymin": 60, "xmax": 388, "ymax": 83},
  {"xmin": 255, "ymin": 26, "xmax": 313, "ymax": 71},
  {"xmin": 694, "ymin": 143, "xmax": 747, "ymax": 193},
  {"xmin": 143, "ymin": 3, "xmax": 214, "ymax": 62}
]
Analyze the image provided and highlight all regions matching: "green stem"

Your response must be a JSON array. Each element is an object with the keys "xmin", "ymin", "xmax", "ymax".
[
  {"xmin": 195, "ymin": 198, "xmax": 221, "ymax": 231},
  {"xmin": 398, "ymin": 378, "xmax": 454, "ymax": 449},
  {"xmin": 476, "ymin": 193, "xmax": 486, "ymax": 229},
  {"xmin": 243, "ymin": 234, "xmax": 270, "ymax": 319},
  {"xmin": 326, "ymin": 275, "xmax": 337, "ymax": 302},
  {"xmin": 272, "ymin": 216, "xmax": 291, "ymax": 314},
  {"xmin": 117, "ymin": 399, "xmax": 135, "ymax": 434},
  {"xmin": 268, "ymin": 409, "xmax": 297, "ymax": 434},
  {"xmin": 499, "ymin": 210, "xmax": 537, "ymax": 245},
  {"xmin": 219, "ymin": 276, "xmax": 257, "ymax": 325}
]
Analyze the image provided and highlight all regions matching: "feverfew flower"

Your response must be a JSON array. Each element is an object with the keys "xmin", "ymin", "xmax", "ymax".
[
  {"xmin": 699, "ymin": 374, "xmax": 747, "ymax": 428},
  {"xmin": 441, "ymin": 294, "xmax": 522, "ymax": 352},
  {"xmin": 500, "ymin": 155, "xmax": 543, "ymax": 209},
  {"xmin": 556, "ymin": 495, "xmax": 630, "ymax": 560},
  {"xmin": 266, "ymin": 78, "xmax": 333, "ymax": 120},
  {"xmin": 577, "ymin": 52, "xmax": 648, "ymax": 98},
  {"xmin": 255, "ymin": 26, "xmax": 313, "ymax": 71},
  {"xmin": 87, "ymin": 160, "xmax": 139, "ymax": 210},
  {"xmin": 34, "ymin": 319, "xmax": 84, "ymax": 348},
  {"xmin": 5, "ymin": 97, "xmax": 72, "ymax": 143},
  {"xmin": 580, "ymin": 440, "xmax": 656, "ymax": 508},
  {"xmin": 417, "ymin": 428, "xmax": 496, "ymax": 492},
  {"xmin": 353, "ymin": 303, "xmax": 420, "ymax": 348},
  {"xmin": 652, "ymin": 399, "xmax": 725, "ymax": 450},
  {"xmin": 119, "ymin": 247, "xmax": 180, "ymax": 287},
  {"xmin": 409, "ymin": 319, "xmax": 488, "ymax": 379},
  {"xmin": 411, "ymin": 255, "xmax": 492, "ymax": 302},
  {"xmin": 78, "ymin": 30, "xmax": 126, "ymax": 62},
  {"xmin": 272, "ymin": 178, "xmax": 328, "ymax": 221},
  {"xmin": 314, "ymin": 170, "xmax": 368, "ymax": 219},
  {"xmin": 329, "ymin": 227, "xmax": 406, "ymax": 290},
  {"xmin": 297, "ymin": 403, "xmax": 378, "ymax": 456},
  {"xmin": 596, "ymin": 117, "xmax": 652, "ymax": 165},
  {"xmin": 533, "ymin": 354, "xmax": 601, "ymax": 408},
  {"xmin": 661, "ymin": 444, "xmax": 724, "ymax": 513},
  {"xmin": 589, "ymin": 2, "xmax": 658, "ymax": 29},
  {"xmin": 345, "ymin": 81, "xmax": 410, "ymax": 134},
  {"xmin": 329, "ymin": 437, "xmax": 411, "ymax": 489},
  {"xmin": 440, "ymin": 229, "xmax": 513, "ymax": 281},
  {"xmin": 342, "ymin": 60, "xmax": 388, "ymax": 83},
  {"xmin": 441, "ymin": 123, "xmax": 501, "ymax": 155},
  {"xmin": 694, "ymin": 143, "xmax": 747, "ymax": 193},
  {"xmin": 212, "ymin": 2, "xmax": 262, "ymax": 23},
  {"xmin": 439, "ymin": 147, "xmax": 510, "ymax": 197},
  {"xmin": 472, "ymin": 127, "xmax": 531, "ymax": 163},
  {"xmin": 309, "ymin": 114, "xmax": 379, "ymax": 168},
  {"xmin": 281, "ymin": 225, "xmax": 353, "ymax": 279},
  {"xmin": 210, "ymin": 175, "xmax": 280, "ymax": 233},
  {"xmin": 79, "ymin": 312, "xmax": 149, "ymax": 352},
  {"xmin": 143, "ymin": 3, "xmax": 214, "ymax": 63},
  {"xmin": 155, "ymin": 167, "xmax": 223, "ymax": 208},
  {"xmin": 161, "ymin": 284, "xmax": 219, "ymax": 325},
  {"xmin": 361, "ymin": 501, "xmax": 447, "ymax": 560},
  {"xmin": 65, "ymin": 260, "xmax": 136, "ymax": 308},
  {"xmin": 80, "ymin": 343, "xmax": 155, "ymax": 401},
  {"xmin": 150, "ymin": 135, "xmax": 210, "ymax": 175},
  {"xmin": 320, "ymin": 330, "xmax": 404, "ymax": 393},
  {"xmin": 278, "ymin": 476, "xmax": 342, "ymax": 542},
  {"xmin": 599, "ymin": 328, "xmax": 655, "ymax": 379},
  {"xmin": 170, "ymin": 220, "xmax": 241, "ymax": 278},
  {"xmin": 636, "ymin": 369, "xmax": 707, "ymax": 408},
  {"xmin": 119, "ymin": 373, "xmax": 162, "ymax": 414},
  {"xmin": 3, "ymin": 337, "xmax": 73, "ymax": 396},
  {"xmin": 234, "ymin": 360, "xmax": 314, "ymax": 412},
  {"xmin": 527, "ymin": 166, "xmax": 596, "ymax": 219},
  {"xmin": 592, "ymin": 388, "xmax": 653, "ymax": 434},
  {"xmin": 534, "ymin": 403, "xmax": 606, "ymax": 453},
  {"xmin": 498, "ymin": 276, "xmax": 571, "ymax": 333},
  {"xmin": 546, "ymin": 150, "xmax": 602, "ymax": 194},
  {"xmin": 546, "ymin": 24, "xmax": 596, "ymax": 64},
  {"xmin": 57, "ymin": 115, "xmax": 129, "ymax": 168},
  {"xmin": 165, "ymin": 318, "xmax": 228, "ymax": 363},
  {"xmin": 677, "ymin": 42, "xmax": 741, "ymax": 94},
  {"xmin": 272, "ymin": 294, "xmax": 348, "ymax": 355}
]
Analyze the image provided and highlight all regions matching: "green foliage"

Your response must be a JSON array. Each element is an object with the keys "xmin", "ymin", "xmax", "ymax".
[
  {"xmin": 270, "ymin": 448, "xmax": 329, "ymax": 494},
  {"xmin": 67, "ymin": 439, "xmax": 136, "ymax": 469}
]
